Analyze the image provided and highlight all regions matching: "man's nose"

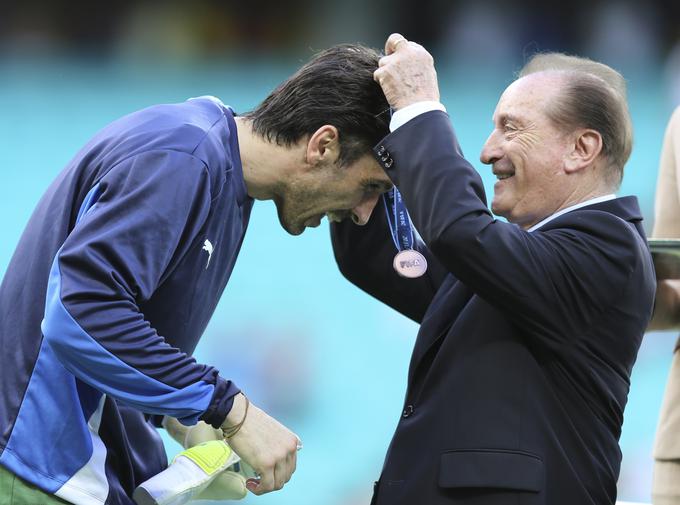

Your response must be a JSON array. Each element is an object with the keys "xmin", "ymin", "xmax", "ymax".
[
  {"xmin": 351, "ymin": 194, "xmax": 380, "ymax": 226},
  {"xmin": 480, "ymin": 130, "xmax": 502, "ymax": 165}
]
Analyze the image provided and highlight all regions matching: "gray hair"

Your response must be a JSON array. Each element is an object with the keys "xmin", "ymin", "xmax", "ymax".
[{"xmin": 519, "ymin": 53, "xmax": 633, "ymax": 188}]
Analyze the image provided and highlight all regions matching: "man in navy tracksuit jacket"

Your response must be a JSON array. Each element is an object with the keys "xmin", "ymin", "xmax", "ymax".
[{"xmin": 0, "ymin": 44, "xmax": 393, "ymax": 504}]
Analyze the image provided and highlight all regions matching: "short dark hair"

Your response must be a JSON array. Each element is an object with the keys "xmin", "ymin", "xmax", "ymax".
[
  {"xmin": 519, "ymin": 53, "xmax": 632, "ymax": 188},
  {"xmin": 245, "ymin": 44, "xmax": 390, "ymax": 166}
]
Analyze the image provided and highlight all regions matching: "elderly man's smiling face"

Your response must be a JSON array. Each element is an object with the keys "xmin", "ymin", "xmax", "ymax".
[{"xmin": 480, "ymin": 73, "xmax": 576, "ymax": 229}]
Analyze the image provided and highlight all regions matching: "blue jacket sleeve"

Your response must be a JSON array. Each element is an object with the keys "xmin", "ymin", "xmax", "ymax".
[{"xmin": 41, "ymin": 149, "xmax": 238, "ymax": 427}]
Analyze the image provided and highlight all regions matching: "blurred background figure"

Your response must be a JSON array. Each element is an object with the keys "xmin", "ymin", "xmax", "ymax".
[
  {"xmin": 2, "ymin": 0, "xmax": 680, "ymax": 503},
  {"xmin": 648, "ymin": 107, "xmax": 680, "ymax": 505}
]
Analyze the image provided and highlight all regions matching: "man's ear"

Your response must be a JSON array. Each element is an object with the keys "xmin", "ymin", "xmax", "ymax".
[
  {"xmin": 306, "ymin": 125, "xmax": 340, "ymax": 168},
  {"xmin": 564, "ymin": 129, "xmax": 603, "ymax": 174}
]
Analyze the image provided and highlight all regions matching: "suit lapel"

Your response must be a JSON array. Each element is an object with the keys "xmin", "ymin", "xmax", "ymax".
[{"xmin": 407, "ymin": 276, "xmax": 474, "ymax": 385}]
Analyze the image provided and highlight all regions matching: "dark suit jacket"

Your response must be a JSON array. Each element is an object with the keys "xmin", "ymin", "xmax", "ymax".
[{"xmin": 331, "ymin": 111, "xmax": 656, "ymax": 505}]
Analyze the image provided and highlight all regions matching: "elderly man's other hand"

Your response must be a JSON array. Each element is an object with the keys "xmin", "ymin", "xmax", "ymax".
[{"xmin": 373, "ymin": 33, "xmax": 440, "ymax": 111}]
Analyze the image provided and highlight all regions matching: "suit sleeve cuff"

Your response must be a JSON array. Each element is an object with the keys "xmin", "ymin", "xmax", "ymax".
[
  {"xmin": 199, "ymin": 377, "xmax": 241, "ymax": 428},
  {"xmin": 390, "ymin": 101, "xmax": 447, "ymax": 132},
  {"xmin": 376, "ymin": 110, "xmax": 454, "ymax": 177}
]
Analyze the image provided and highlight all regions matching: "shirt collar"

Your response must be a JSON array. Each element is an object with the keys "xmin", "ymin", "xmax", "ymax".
[{"xmin": 527, "ymin": 194, "xmax": 617, "ymax": 232}]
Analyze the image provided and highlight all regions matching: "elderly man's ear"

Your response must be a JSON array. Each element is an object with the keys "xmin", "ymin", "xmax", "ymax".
[{"xmin": 564, "ymin": 129, "xmax": 603, "ymax": 173}]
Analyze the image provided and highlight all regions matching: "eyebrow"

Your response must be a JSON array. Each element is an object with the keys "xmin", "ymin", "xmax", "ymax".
[{"xmin": 495, "ymin": 113, "xmax": 525, "ymax": 126}]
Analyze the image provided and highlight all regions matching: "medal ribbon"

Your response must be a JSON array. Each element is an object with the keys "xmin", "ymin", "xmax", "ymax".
[{"xmin": 383, "ymin": 187, "xmax": 415, "ymax": 252}]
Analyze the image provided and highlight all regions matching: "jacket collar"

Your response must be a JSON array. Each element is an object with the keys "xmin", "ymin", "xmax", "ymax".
[{"xmin": 534, "ymin": 196, "xmax": 643, "ymax": 232}]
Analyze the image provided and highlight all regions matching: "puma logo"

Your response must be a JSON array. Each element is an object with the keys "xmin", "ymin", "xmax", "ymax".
[{"xmin": 202, "ymin": 239, "xmax": 214, "ymax": 269}]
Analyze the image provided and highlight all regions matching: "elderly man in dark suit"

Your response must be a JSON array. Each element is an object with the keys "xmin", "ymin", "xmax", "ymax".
[{"xmin": 332, "ymin": 34, "xmax": 656, "ymax": 505}]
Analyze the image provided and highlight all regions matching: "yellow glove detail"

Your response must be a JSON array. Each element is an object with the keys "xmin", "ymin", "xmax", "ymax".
[{"xmin": 175, "ymin": 441, "xmax": 233, "ymax": 476}]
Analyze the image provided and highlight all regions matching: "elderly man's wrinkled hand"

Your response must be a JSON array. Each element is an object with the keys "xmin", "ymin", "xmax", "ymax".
[{"xmin": 373, "ymin": 33, "xmax": 440, "ymax": 111}]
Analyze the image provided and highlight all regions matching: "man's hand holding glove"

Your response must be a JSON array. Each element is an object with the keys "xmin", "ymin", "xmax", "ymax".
[
  {"xmin": 134, "ymin": 393, "xmax": 301, "ymax": 504},
  {"xmin": 162, "ymin": 416, "xmax": 250, "ymax": 501}
]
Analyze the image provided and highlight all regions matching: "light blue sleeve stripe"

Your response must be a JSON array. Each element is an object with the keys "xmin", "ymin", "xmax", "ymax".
[
  {"xmin": 41, "ymin": 248, "xmax": 214, "ymax": 424},
  {"xmin": 40, "ymin": 183, "xmax": 214, "ymax": 424},
  {"xmin": 75, "ymin": 184, "xmax": 103, "ymax": 223}
]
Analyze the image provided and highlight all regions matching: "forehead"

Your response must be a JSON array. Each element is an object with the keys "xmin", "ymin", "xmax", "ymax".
[{"xmin": 493, "ymin": 73, "xmax": 563, "ymax": 123}]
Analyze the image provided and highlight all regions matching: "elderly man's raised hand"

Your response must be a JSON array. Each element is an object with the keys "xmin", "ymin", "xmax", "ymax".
[{"xmin": 373, "ymin": 33, "xmax": 440, "ymax": 111}]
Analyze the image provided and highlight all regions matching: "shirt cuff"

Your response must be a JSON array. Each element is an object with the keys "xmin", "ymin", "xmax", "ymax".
[
  {"xmin": 390, "ymin": 101, "xmax": 447, "ymax": 132},
  {"xmin": 199, "ymin": 377, "xmax": 241, "ymax": 428}
]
